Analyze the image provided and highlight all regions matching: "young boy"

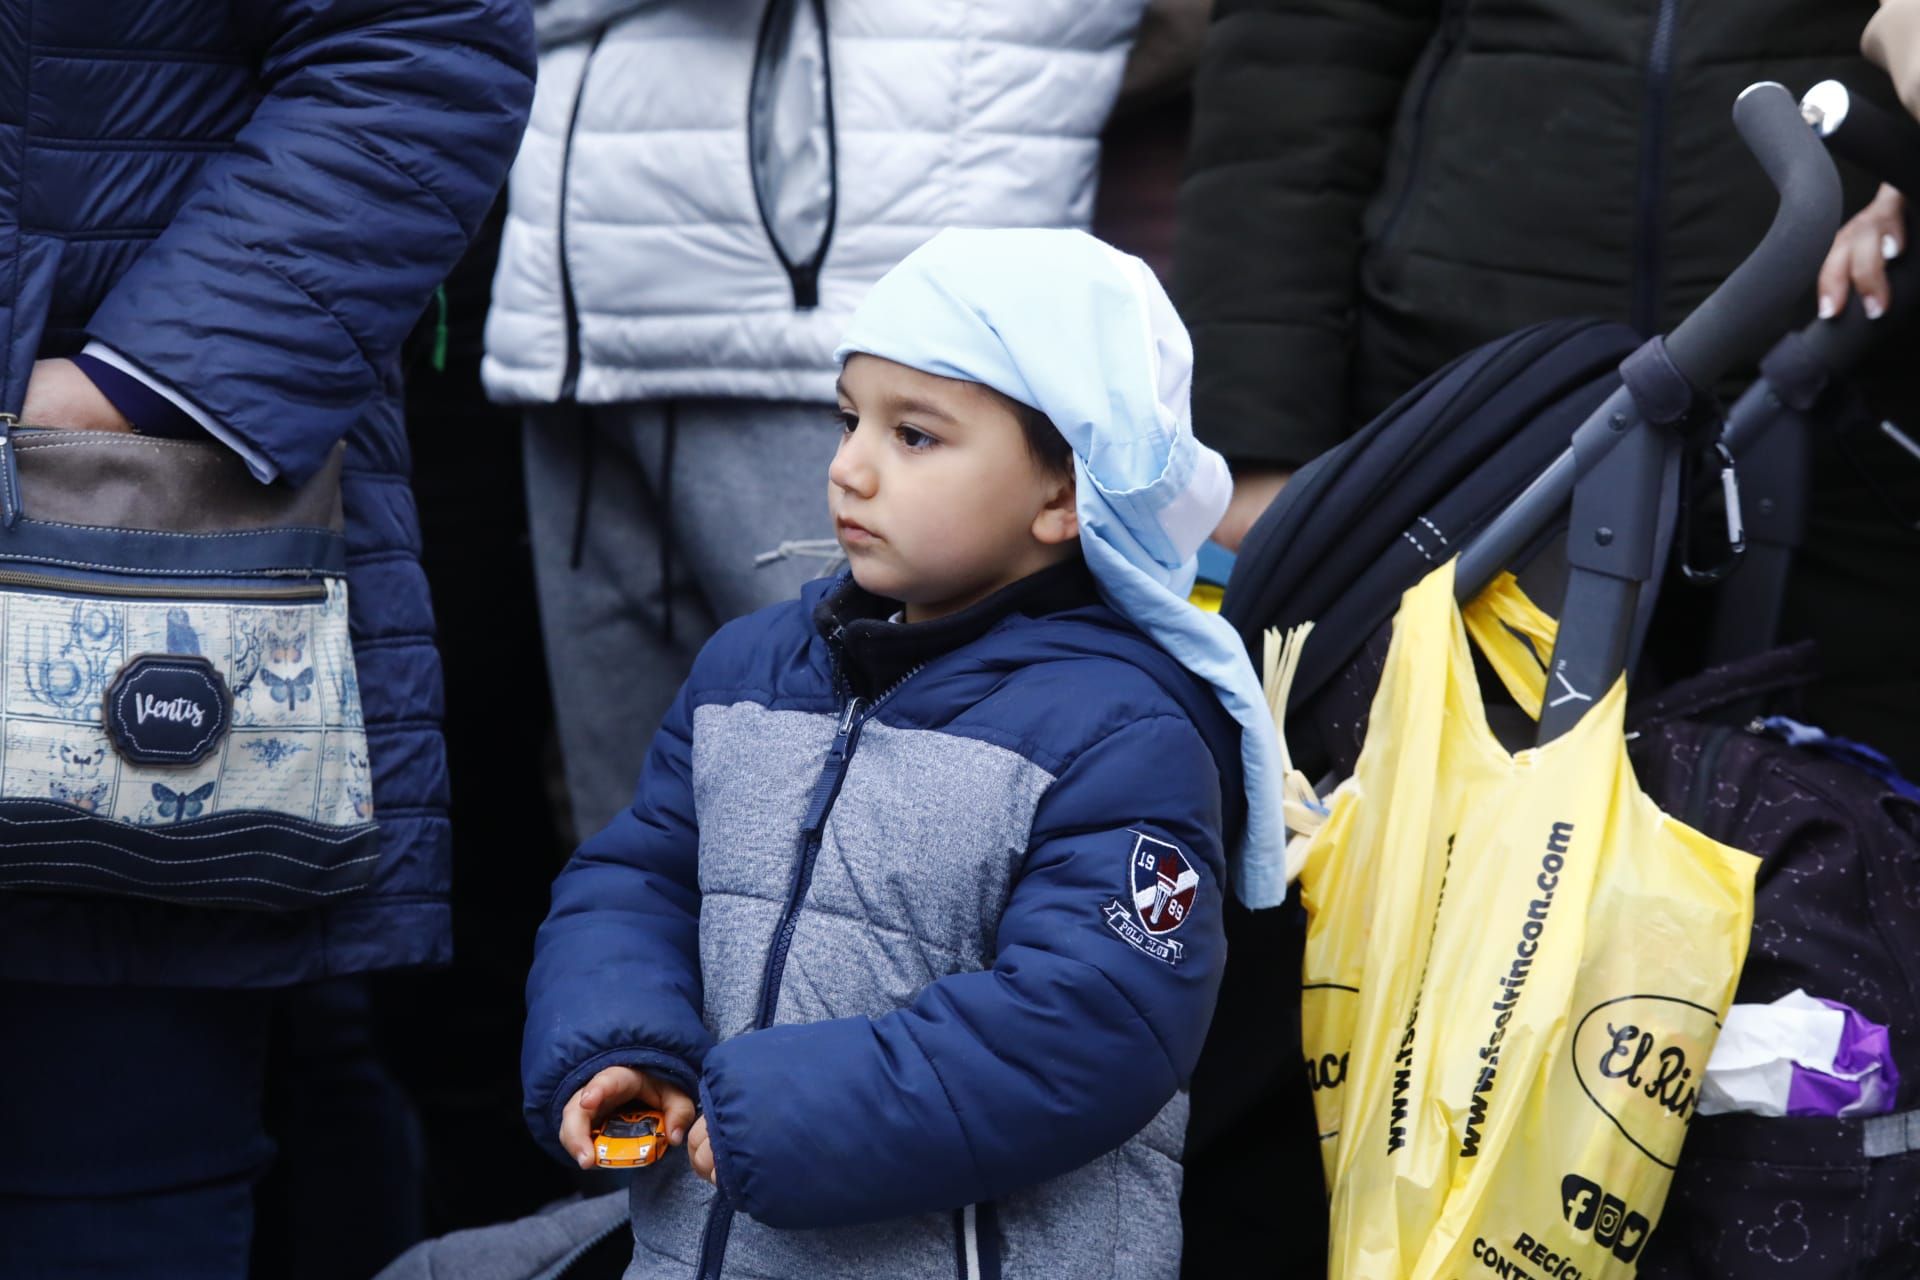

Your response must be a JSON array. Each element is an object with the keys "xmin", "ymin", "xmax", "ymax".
[{"xmin": 521, "ymin": 229, "xmax": 1285, "ymax": 1279}]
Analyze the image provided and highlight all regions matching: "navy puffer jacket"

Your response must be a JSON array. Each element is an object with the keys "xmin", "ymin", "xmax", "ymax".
[
  {"xmin": 0, "ymin": 0, "xmax": 536, "ymax": 986},
  {"xmin": 524, "ymin": 568, "xmax": 1242, "ymax": 1278}
]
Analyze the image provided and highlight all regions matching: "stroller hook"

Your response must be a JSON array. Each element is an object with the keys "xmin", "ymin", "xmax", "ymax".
[{"xmin": 1679, "ymin": 442, "xmax": 1747, "ymax": 585}]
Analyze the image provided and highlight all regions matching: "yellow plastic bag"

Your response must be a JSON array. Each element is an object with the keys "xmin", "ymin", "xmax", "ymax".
[{"xmin": 1295, "ymin": 561, "xmax": 1757, "ymax": 1279}]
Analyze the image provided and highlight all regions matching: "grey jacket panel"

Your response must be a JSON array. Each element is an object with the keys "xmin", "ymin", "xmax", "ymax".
[
  {"xmin": 627, "ymin": 1172, "xmax": 958, "ymax": 1280},
  {"xmin": 774, "ymin": 719, "xmax": 1055, "ymax": 1024},
  {"xmin": 622, "ymin": 699, "xmax": 1186, "ymax": 1278}
]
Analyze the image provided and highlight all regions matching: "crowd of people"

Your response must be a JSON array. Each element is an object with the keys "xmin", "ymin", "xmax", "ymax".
[{"xmin": 0, "ymin": 0, "xmax": 1916, "ymax": 1277}]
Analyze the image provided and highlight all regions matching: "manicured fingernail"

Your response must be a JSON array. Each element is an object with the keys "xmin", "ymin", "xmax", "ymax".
[
  {"xmin": 1819, "ymin": 295, "xmax": 1838, "ymax": 319},
  {"xmin": 671, "ymin": 1127, "xmax": 684, "ymax": 1143},
  {"xmin": 1866, "ymin": 295, "xmax": 1886, "ymax": 319},
  {"xmin": 1884, "ymin": 234, "xmax": 1903, "ymax": 260}
]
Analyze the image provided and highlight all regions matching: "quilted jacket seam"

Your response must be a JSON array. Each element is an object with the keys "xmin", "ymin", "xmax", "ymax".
[
  {"xmin": 897, "ymin": 1012, "xmax": 989, "ymax": 1190},
  {"xmin": 253, "ymin": 253, "xmax": 375, "ymax": 378},
  {"xmin": 702, "ymin": 886, "xmax": 976, "ymax": 959}
]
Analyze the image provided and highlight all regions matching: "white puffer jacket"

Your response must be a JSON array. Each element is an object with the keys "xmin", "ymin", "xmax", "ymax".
[{"xmin": 482, "ymin": 0, "xmax": 1147, "ymax": 407}]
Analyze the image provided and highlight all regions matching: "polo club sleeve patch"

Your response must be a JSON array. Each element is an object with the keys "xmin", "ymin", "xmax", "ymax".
[{"xmin": 1104, "ymin": 831, "xmax": 1199, "ymax": 965}]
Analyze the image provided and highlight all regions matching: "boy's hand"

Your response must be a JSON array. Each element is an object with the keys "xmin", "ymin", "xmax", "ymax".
[
  {"xmin": 687, "ymin": 1116, "xmax": 717, "ymax": 1185},
  {"xmin": 1818, "ymin": 183, "xmax": 1906, "ymax": 321},
  {"xmin": 558, "ymin": 1065, "xmax": 696, "ymax": 1170}
]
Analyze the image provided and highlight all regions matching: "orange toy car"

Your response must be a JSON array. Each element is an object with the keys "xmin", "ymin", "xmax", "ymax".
[{"xmin": 592, "ymin": 1107, "xmax": 668, "ymax": 1168}]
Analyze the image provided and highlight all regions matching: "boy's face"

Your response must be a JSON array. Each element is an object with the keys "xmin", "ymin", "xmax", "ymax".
[{"xmin": 830, "ymin": 354, "xmax": 1077, "ymax": 624}]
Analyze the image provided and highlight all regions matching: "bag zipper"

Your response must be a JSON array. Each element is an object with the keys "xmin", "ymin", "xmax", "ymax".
[
  {"xmin": 557, "ymin": 28, "xmax": 609, "ymax": 400},
  {"xmin": 1684, "ymin": 723, "xmax": 1734, "ymax": 837},
  {"xmin": 693, "ymin": 663, "xmax": 921, "ymax": 1280},
  {"xmin": 0, "ymin": 567, "xmax": 326, "ymax": 603}
]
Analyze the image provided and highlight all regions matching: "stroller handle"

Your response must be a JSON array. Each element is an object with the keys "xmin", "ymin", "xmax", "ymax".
[
  {"xmin": 1663, "ymin": 82, "xmax": 1843, "ymax": 393},
  {"xmin": 1456, "ymin": 83, "xmax": 1841, "ymax": 601},
  {"xmin": 1803, "ymin": 79, "xmax": 1920, "ymax": 199}
]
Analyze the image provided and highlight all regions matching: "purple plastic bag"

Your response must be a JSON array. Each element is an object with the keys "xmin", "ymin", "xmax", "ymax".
[{"xmin": 1700, "ymin": 990, "xmax": 1900, "ymax": 1119}]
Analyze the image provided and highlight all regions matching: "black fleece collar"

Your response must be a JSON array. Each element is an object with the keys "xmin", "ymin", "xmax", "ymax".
[{"xmin": 814, "ymin": 557, "xmax": 1102, "ymax": 698}]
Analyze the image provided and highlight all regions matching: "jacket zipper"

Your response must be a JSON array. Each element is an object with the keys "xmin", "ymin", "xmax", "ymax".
[
  {"xmin": 556, "ymin": 28, "xmax": 608, "ymax": 401},
  {"xmin": 745, "ymin": 0, "xmax": 840, "ymax": 309},
  {"xmin": 693, "ymin": 665, "xmax": 920, "ymax": 1280},
  {"xmin": 752, "ymin": 692, "xmax": 862, "ymax": 1023},
  {"xmin": 1371, "ymin": 2, "xmax": 1461, "ymax": 258},
  {"xmin": 1632, "ymin": 0, "xmax": 1679, "ymax": 336}
]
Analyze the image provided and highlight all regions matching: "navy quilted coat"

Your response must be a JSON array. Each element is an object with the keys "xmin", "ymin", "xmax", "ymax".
[{"xmin": 0, "ymin": 0, "xmax": 536, "ymax": 986}]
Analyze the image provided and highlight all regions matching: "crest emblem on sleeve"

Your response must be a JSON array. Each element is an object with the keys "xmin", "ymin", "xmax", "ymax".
[{"xmin": 1104, "ymin": 832, "xmax": 1199, "ymax": 965}]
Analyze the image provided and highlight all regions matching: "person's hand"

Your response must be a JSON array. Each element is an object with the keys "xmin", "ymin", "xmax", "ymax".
[
  {"xmin": 558, "ymin": 1065, "xmax": 697, "ymax": 1171},
  {"xmin": 1863, "ymin": 0, "xmax": 1920, "ymax": 122},
  {"xmin": 1212, "ymin": 468, "xmax": 1292, "ymax": 553},
  {"xmin": 19, "ymin": 359, "xmax": 133, "ymax": 432},
  {"xmin": 687, "ymin": 1115, "xmax": 716, "ymax": 1185},
  {"xmin": 1818, "ymin": 183, "xmax": 1907, "ymax": 321}
]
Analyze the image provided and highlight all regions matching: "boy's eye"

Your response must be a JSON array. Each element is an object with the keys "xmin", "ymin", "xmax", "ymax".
[
  {"xmin": 833, "ymin": 409, "xmax": 858, "ymax": 434},
  {"xmin": 895, "ymin": 424, "xmax": 936, "ymax": 451}
]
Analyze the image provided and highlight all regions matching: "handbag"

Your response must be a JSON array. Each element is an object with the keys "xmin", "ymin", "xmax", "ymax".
[{"xmin": 0, "ymin": 418, "xmax": 376, "ymax": 909}]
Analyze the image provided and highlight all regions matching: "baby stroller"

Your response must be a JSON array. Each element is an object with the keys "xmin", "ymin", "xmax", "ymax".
[{"xmin": 1187, "ymin": 80, "xmax": 1920, "ymax": 1278}]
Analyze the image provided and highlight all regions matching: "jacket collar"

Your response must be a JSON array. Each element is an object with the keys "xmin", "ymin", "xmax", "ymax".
[{"xmin": 814, "ymin": 557, "xmax": 1101, "ymax": 698}]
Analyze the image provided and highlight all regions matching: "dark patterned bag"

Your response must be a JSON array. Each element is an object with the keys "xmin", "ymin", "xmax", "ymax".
[{"xmin": 1626, "ymin": 647, "xmax": 1920, "ymax": 1277}]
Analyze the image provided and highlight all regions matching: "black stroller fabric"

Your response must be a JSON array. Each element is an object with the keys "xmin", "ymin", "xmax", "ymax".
[
  {"xmin": 1221, "ymin": 317, "xmax": 1642, "ymax": 778},
  {"xmin": 1184, "ymin": 318, "xmax": 1641, "ymax": 1276}
]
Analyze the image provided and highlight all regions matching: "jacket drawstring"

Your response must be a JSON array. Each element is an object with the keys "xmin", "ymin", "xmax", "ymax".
[{"xmin": 753, "ymin": 538, "xmax": 846, "ymax": 570}]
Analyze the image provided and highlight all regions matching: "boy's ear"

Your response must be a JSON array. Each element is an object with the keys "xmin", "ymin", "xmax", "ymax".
[{"xmin": 1031, "ymin": 470, "xmax": 1079, "ymax": 546}]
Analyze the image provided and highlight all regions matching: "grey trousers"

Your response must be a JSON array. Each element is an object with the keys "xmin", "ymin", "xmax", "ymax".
[{"xmin": 524, "ymin": 400, "xmax": 841, "ymax": 841}]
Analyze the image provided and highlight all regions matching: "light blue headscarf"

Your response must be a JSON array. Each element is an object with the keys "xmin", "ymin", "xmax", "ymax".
[{"xmin": 833, "ymin": 228, "xmax": 1287, "ymax": 908}]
